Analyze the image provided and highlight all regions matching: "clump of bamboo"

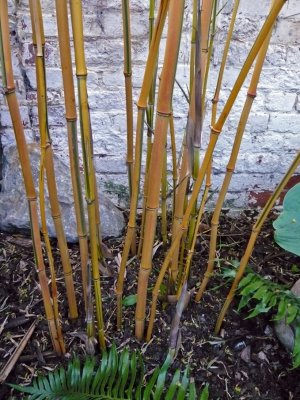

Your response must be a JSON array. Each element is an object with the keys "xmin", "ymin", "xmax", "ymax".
[
  {"xmin": 54, "ymin": 0, "xmax": 89, "ymax": 309},
  {"xmin": 0, "ymin": 0, "xmax": 62, "ymax": 354},
  {"xmin": 135, "ymin": 0, "xmax": 186, "ymax": 340},
  {"xmin": 215, "ymin": 151, "xmax": 300, "ymax": 334},
  {"xmin": 146, "ymin": 0, "xmax": 287, "ymax": 340},
  {"xmin": 69, "ymin": 0, "xmax": 106, "ymax": 350},
  {"xmin": 196, "ymin": 0, "xmax": 273, "ymax": 303},
  {"xmin": 28, "ymin": 0, "xmax": 78, "ymax": 321},
  {"xmin": 116, "ymin": 0, "xmax": 170, "ymax": 330}
]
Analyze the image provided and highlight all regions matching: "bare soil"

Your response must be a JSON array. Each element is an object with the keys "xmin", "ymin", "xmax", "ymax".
[{"xmin": 0, "ymin": 210, "xmax": 299, "ymax": 399}]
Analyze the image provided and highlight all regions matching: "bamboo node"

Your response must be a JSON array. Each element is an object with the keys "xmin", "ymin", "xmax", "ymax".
[
  {"xmin": 210, "ymin": 126, "xmax": 221, "ymax": 135},
  {"xmin": 123, "ymin": 71, "xmax": 132, "ymax": 78},
  {"xmin": 66, "ymin": 117, "xmax": 77, "ymax": 122},
  {"xmin": 4, "ymin": 86, "xmax": 16, "ymax": 94},
  {"xmin": 226, "ymin": 166, "xmax": 234, "ymax": 172},
  {"xmin": 247, "ymin": 91, "xmax": 257, "ymax": 99},
  {"xmin": 211, "ymin": 97, "xmax": 219, "ymax": 104},
  {"xmin": 157, "ymin": 110, "xmax": 172, "ymax": 118}
]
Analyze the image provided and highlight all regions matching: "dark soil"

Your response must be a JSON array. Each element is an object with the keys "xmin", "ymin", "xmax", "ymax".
[{"xmin": 0, "ymin": 210, "xmax": 299, "ymax": 399}]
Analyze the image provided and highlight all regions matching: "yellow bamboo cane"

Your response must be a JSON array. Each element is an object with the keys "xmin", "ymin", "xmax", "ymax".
[
  {"xmin": 196, "ymin": 0, "xmax": 273, "ymax": 303},
  {"xmin": 69, "ymin": 0, "xmax": 105, "ymax": 350},
  {"xmin": 137, "ymin": 0, "xmax": 158, "ymax": 259},
  {"xmin": 122, "ymin": 0, "xmax": 134, "ymax": 197},
  {"xmin": 135, "ymin": 0, "xmax": 186, "ymax": 340},
  {"xmin": 29, "ymin": 0, "xmax": 65, "ymax": 352},
  {"xmin": 29, "ymin": 0, "xmax": 78, "ymax": 320},
  {"xmin": 215, "ymin": 151, "xmax": 300, "ymax": 334},
  {"xmin": 189, "ymin": 0, "xmax": 198, "ymax": 93},
  {"xmin": 54, "ymin": 0, "xmax": 89, "ymax": 308},
  {"xmin": 146, "ymin": 0, "xmax": 287, "ymax": 340},
  {"xmin": 0, "ymin": 0, "xmax": 62, "ymax": 354},
  {"xmin": 116, "ymin": 0, "xmax": 170, "ymax": 330}
]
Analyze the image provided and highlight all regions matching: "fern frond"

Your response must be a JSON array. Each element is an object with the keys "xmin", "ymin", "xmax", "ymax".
[{"xmin": 9, "ymin": 345, "xmax": 209, "ymax": 399}]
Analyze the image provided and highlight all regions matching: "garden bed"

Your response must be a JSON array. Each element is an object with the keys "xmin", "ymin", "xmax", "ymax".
[{"xmin": 0, "ymin": 210, "xmax": 299, "ymax": 399}]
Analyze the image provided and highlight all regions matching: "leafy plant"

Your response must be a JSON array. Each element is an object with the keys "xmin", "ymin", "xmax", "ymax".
[
  {"xmin": 235, "ymin": 269, "xmax": 300, "ymax": 368},
  {"xmin": 273, "ymin": 183, "xmax": 300, "ymax": 257},
  {"xmin": 10, "ymin": 344, "xmax": 209, "ymax": 399}
]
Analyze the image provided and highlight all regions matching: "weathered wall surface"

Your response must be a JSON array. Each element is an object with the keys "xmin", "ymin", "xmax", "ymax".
[{"xmin": 0, "ymin": 0, "xmax": 300, "ymax": 215}]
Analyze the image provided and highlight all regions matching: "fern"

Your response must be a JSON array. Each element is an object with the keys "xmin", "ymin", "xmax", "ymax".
[
  {"xmin": 232, "ymin": 269, "xmax": 300, "ymax": 368},
  {"xmin": 10, "ymin": 344, "xmax": 209, "ymax": 399}
]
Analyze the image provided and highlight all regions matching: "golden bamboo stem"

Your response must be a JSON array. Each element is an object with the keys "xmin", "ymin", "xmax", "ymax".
[
  {"xmin": 146, "ymin": 0, "xmax": 287, "ymax": 341},
  {"xmin": 215, "ymin": 151, "xmax": 300, "ymax": 334},
  {"xmin": 69, "ymin": 0, "xmax": 105, "ymax": 350},
  {"xmin": 196, "ymin": 0, "xmax": 274, "ymax": 303},
  {"xmin": 0, "ymin": 1, "xmax": 62, "ymax": 354},
  {"xmin": 170, "ymin": 143, "xmax": 189, "ymax": 282},
  {"xmin": 138, "ymin": 0, "xmax": 158, "ymax": 259},
  {"xmin": 189, "ymin": 0, "xmax": 198, "ymax": 93},
  {"xmin": 116, "ymin": 0, "xmax": 170, "ymax": 330},
  {"xmin": 30, "ymin": 0, "xmax": 78, "ymax": 320},
  {"xmin": 54, "ymin": 0, "xmax": 89, "ymax": 308},
  {"xmin": 135, "ymin": 0, "xmax": 185, "ymax": 340},
  {"xmin": 161, "ymin": 146, "xmax": 168, "ymax": 245},
  {"xmin": 122, "ymin": 0, "xmax": 134, "ymax": 197},
  {"xmin": 169, "ymin": 114, "xmax": 178, "ymax": 218}
]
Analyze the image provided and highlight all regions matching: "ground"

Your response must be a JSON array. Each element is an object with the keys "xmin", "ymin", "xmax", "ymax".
[{"xmin": 0, "ymin": 210, "xmax": 299, "ymax": 399}]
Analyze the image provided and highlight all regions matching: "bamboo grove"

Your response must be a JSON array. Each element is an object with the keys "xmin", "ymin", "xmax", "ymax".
[{"xmin": 0, "ymin": 0, "xmax": 296, "ymax": 355}]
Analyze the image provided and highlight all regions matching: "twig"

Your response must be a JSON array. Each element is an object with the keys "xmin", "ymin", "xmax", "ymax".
[{"xmin": 0, "ymin": 320, "xmax": 37, "ymax": 384}]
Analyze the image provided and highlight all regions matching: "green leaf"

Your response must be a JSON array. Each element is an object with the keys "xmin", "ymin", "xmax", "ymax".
[
  {"xmin": 200, "ymin": 384, "xmax": 209, "ymax": 400},
  {"xmin": 165, "ymin": 369, "xmax": 180, "ymax": 400},
  {"xmin": 10, "ymin": 344, "xmax": 203, "ymax": 399},
  {"xmin": 274, "ymin": 298, "xmax": 287, "ymax": 321},
  {"xmin": 273, "ymin": 183, "xmax": 300, "ymax": 256},
  {"xmin": 291, "ymin": 265, "xmax": 300, "ymax": 274},
  {"xmin": 245, "ymin": 302, "xmax": 271, "ymax": 319},
  {"xmin": 238, "ymin": 273, "xmax": 255, "ymax": 289},
  {"xmin": 240, "ymin": 279, "xmax": 265, "ymax": 296},
  {"xmin": 293, "ymin": 325, "xmax": 300, "ymax": 368},
  {"xmin": 287, "ymin": 304, "xmax": 299, "ymax": 324},
  {"xmin": 123, "ymin": 294, "xmax": 137, "ymax": 306},
  {"xmin": 237, "ymin": 294, "xmax": 252, "ymax": 312}
]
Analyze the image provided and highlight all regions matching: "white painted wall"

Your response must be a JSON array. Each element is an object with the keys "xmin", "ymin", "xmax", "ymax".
[{"xmin": 1, "ymin": 0, "xmax": 299, "ymax": 208}]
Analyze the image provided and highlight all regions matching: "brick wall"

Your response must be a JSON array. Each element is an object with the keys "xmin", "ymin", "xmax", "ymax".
[{"xmin": 1, "ymin": 0, "xmax": 299, "ymax": 209}]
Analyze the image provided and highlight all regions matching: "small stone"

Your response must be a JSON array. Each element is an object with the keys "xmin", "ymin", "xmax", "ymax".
[
  {"xmin": 274, "ymin": 278, "xmax": 300, "ymax": 353},
  {"xmin": 240, "ymin": 345, "xmax": 251, "ymax": 364},
  {"xmin": 233, "ymin": 340, "xmax": 247, "ymax": 352}
]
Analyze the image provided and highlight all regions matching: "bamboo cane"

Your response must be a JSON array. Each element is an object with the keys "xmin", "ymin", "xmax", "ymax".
[
  {"xmin": 146, "ymin": 0, "xmax": 287, "ymax": 340},
  {"xmin": 189, "ymin": 0, "xmax": 198, "ymax": 94},
  {"xmin": 29, "ymin": 0, "xmax": 78, "ymax": 320},
  {"xmin": 135, "ymin": 0, "xmax": 186, "ymax": 340},
  {"xmin": 69, "ymin": 0, "xmax": 105, "ymax": 350},
  {"xmin": 122, "ymin": 0, "xmax": 134, "ymax": 198},
  {"xmin": 215, "ymin": 151, "xmax": 300, "ymax": 334},
  {"xmin": 161, "ymin": 146, "xmax": 168, "ymax": 245},
  {"xmin": 169, "ymin": 114, "xmax": 178, "ymax": 219},
  {"xmin": 116, "ymin": 0, "xmax": 170, "ymax": 330},
  {"xmin": 54, "ymin": 0, "xmax": 89, "ymax": 308},
  {"xmin": 29, "ymin": 0, "xmax": 65, "ymax": 352},
  {"xmin": 0, "ymin": 1, "xmax": 62, "ymax": 354},
  {"xmin": 175, "ymin": 0, "xmax": 214, "ymax": 280},
  {"xmin": 195, "ymin": 0, "xmax": 239, "ymax": 254},
  {"xmin": 196, "ymin": 0, "xmax": 273, "ymax": 303},
  {"xmin": 137, "ymin": 0, "xmax": 158, "ymax": 258}
]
